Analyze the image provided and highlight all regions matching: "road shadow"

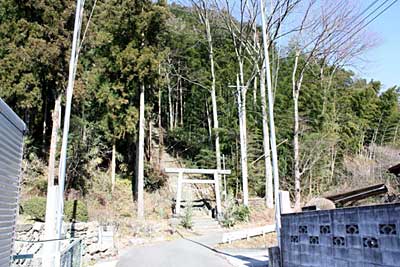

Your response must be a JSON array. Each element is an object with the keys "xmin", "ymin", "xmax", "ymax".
[{"xmin": 178, "ymin": 232, "xmax": 268, "ymax": 267}]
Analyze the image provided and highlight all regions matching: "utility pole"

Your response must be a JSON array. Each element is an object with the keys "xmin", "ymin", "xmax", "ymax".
[
  {"xmin": 136, "ymin": 84, "xmax": 145, "ymax": 219},
  {"xmin": 43, "ymin": 97, "xmax": 61, "ymax": 267},
  {"xmin": 55, "ymin": 0, "xmax": 85, "ymax": 262},
  {"xmin": 222, "ymin": 154, "xmax": 227, "ymax": 198},
  {"xmin": 229, "ymin": 81, "xmax": 249, "ymax": 206},
  {"xmin": 260, "ymin": 0, "xmax": 282, "ymax": 248}
]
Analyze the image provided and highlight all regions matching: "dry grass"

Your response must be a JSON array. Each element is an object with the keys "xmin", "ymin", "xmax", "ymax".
[
  {"xmin": 86, "ymin": 177, "xmax": 179, "ymax": 250},
  {"xmin": 216, "ymin": 232, "xmax": 277, "ymax": 249},
  {"xmin": 226, "ymin": 203, "xmax": 275, "ymax": 231},
  {"xmin": 216, "ymin": 204, "xmax": 276, "ymax": 250},
  {"xmin": 322, "ymin": 145, "xmax": 400, "ymax": 201},
  {"xmin": 249, "ymin": 205, "xmax": 275, "ymax": 225}
]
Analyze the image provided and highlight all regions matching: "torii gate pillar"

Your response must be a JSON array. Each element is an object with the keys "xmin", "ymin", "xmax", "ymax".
[{"xmin": 164, "ymin": 168, "xmax": 231, "ymax": 218}]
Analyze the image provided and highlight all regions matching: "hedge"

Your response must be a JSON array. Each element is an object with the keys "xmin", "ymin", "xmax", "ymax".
[{"xmin": 21, "ymin": 196, "xmax": 88, "ymax": 222}]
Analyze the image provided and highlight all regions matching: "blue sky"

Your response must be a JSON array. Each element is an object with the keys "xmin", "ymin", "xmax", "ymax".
[
  {"xmin": 360, "ymin": 0, "xmax": 400, "ymax": 89},
  {"xmin": 170, "ymin": 0, "xmax": 399, "ymax": 88}
]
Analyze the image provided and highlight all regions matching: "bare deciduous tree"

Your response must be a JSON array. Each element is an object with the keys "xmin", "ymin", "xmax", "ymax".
[
  {"xmin": 191, "ymin": 0, "xmax": 222, "ymax": 175},
  {"xmin": 217, "ymin": 0, "xmax": 262, "ymax": 206},
  {"xmin": 215, "ymin": 0, "xmax": 302, "ymax": 207},
  {"xmin": 289, "ymin": 0, "xmax": 376, "ymax": 209}
]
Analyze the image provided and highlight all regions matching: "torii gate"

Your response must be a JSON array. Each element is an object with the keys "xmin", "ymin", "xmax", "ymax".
[{"xmin": 164, "ymin": 168, "xmax": 231, "ymax": 217}]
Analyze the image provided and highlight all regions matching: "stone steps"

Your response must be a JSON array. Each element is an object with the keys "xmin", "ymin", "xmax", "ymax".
[{"xmin": 191, "ymin": 216, "xmax": 221, "ymax": 233}]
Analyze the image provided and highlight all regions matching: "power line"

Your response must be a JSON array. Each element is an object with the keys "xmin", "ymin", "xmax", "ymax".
[
  {"xmin": 331, "ymin": 0, "xmax": 394, "ymax": 49},
  {"xmin": 287, "ymin": 0, "xmax": 398, "ymax": 60},
  {"xmin": 317, "ymin": 0, "xmax": 391, "ymax": 55},
  {"xmin": 355, "ymin": 0, "xmax": 381, "ymax": 20},
  {"xmin": 335, "ymin": 0, "xmax": 398, "ymax": 49},
  {"xmin": 78, "ymin": 0, "xmax": 98, "ymax": 55}
]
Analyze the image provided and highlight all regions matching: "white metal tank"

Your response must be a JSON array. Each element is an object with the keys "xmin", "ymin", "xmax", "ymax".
[{"xmin": 0, "ymin": 98, "xmax": 26, "ymax": 267}]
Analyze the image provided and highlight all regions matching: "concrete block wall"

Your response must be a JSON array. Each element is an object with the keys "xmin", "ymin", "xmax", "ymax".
[{"xmin": 281, "ymin": 203, "xmax": 400, "ymax": 267}]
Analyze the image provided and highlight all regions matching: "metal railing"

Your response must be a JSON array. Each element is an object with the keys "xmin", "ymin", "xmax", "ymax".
[
  {"xmin": 60, "ymin": 239, "xmax": 82, "ymax": 267},
  {"xmin": 12, "ymin": 238, "xmax": 82, "ymax": 267},
  {"xmin": 222, "ymin": 224, "xmax": 275, "ymax": 243},
  {"xmin": 11, "ymin": 254, "xmax": 42, "ymax": 267}
]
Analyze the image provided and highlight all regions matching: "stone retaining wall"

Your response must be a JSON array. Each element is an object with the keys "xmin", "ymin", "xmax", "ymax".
[{"xmin": 14, "ymin": 221, "xmax": 116, "ymax": 265}]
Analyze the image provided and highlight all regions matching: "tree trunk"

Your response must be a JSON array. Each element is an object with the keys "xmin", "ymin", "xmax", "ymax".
[
  {"xmin": 259, "ymin": 63, "xmax": 274, "ymax": 208},
  {"xmin": 253, "ymin": 76, "xmax": 257, "ymax": 108},
  {"xmin": 293, "ymin": 91, "xmax": 301, "ymax": 210},
  {"xmin": 238, "ymin": 61, "xmax": 249, "ymax": 206},
  {"xmin": 206, "ymin": 100, "xmax": 212, "ymax": 141},
  {"xmin": 380, "ymin": 126, "xmax": 387, "ymax": 145},
  {"xmin": 292, "ymin": 51, "xmax": 302, "ymax": 210},
  {"xmin": 393, "ymin": 124, "xmax": 399, "ymax": 144},
  {"xmin": 179, "ymin": 78, "xmax": 184, "ymax": 126},
  {"xmin": 320, "ymin": 66, "xmax": 326, "ymax": 115},
  {"xmin": 158, "ymin": 80, "xmax": 163, "ymax": 166},
  {"xmin": 111, "ymin": 142, "xmax": 116, "ymax": 192},
  {"xmin": 42, "ymin": 97, "xmax": 48, "ymax": 155},
  {"xmin": 174, "ymin": 87, "xmax": 179, "ymax": 129},
  {"xmin": 329, "ymin": 145, "xmax": 336, "ymax": 184},
  {"xmin": 222, "ymin": 154, "xmax": 227, "ymax": 197},
  {"xmin": 235, "ymin": 138, "xmax": 239, "ymax": 198},
  {"xmin": 136, "ymin": 84, "xmax": 145, "ymax": 219},
  {"xmin": 148, "ymin": 120, "xmax": 152, "ymax": 162},
  {"xmin": 47, "ymin": 96, "xmax": 61, "ymax": 188},
  {"xmin": 236, "ymin": 74, "xmax": 249, "ymax": 206},
  {"xmin": 44, "ymin": 95, "xmax": 61, "ymax": 254},
  {"xmin": 167, "ymin": 70, "xmax": 174, "ymax": 130},
  {"xmin": 204, "ymin": 15, "xmax": 221, "ymax": 172}
]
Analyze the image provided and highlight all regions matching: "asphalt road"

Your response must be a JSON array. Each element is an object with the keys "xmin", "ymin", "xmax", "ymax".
[{"xmin": 117, "ymin": 234, "xmax": 233, "ymax": 267}]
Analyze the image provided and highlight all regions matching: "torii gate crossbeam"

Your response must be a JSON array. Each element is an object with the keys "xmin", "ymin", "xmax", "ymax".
[{"xmin": 164, "ymin": 168, "xmax": 231, "ymax": 218}]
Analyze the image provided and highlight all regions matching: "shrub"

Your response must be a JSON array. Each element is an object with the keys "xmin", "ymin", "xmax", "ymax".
[
  {"xmin": 220, "ymin": 194, "xmax": 251, "ymax": 227},
  {"xmin": 181, "ymin": 203, "xmax": 193, "ymax": 229},
  {"xmin": 221, "ymin": 193, "xmax": 236, "ymax": 228},
  {"xmin": 22, "ymin": 197, "xmax": 88, "ymax": 222},
  {"xmin": 233, "ymin": 204, "xmax": 251, "ymax": 223},
  {"xmin": 64, "ymin": 200, "xmax": 89, "ymax": 222},
  {"xmin": 144, "ymin": 163, "xmax": 168, "ymax": 193},
  {"xmin": 220, "ymin": 213, "xmax": 235, "ymax": 228},
  {"xmin": 21, "ymin": 197, "xmax": 46, "ymax": 222}
]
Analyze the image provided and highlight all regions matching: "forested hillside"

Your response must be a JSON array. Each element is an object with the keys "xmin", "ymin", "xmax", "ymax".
[{"xmin": 1, "ymin": 0, "xmax": 399, "ymax": 217}]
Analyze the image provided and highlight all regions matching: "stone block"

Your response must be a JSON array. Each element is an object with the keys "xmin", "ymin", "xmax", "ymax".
[
  {"xmin": 333, "ymin": 247, "xmax": 349, "ymax": 259},
  {"xmin": 300, "ymin": 252, "xmax": 312, "ymax": 265},
  {"xmin": 343, "ymin": 210, "xmax": 359, "ymax": 224},
  {"xmin": 348, "ymin": 247, "xmax": 363, "ymax": 259},
  {"xmin": 319, "ymin": 235, "xmax": 332, "ymax": 246},
  {"xmin": 360, "ymin": 222, "xmax": 379, "ymax": 236},
  {"xmin": 346, "ymin": 235, "xmax": 362, "ymax": 248},
  {"xmin": 299, "ymin": 235, "xmax": 308, "ymax": 244},
  {"xmin": 374, "ymin": 207, "xmax": 390, "ymax": 221},
  {"xmin": 318, "ymin": 212, "xmax": 331, "ymax": 224},
  {"xmin": 321, "ymin": 258, "xmax": 335, "ymax": 267},
  {"xmin": 379, "ymin": 236, "xmax": 400, "ymax": 251},
  {"xmin": 333, "ymin": 259, "xmax": 349, "ymax": 267},
  {"xmin": 320, "ymin": 245, "xmax": 333, "ymax": 257},
  {"xmin": 16, "ymin": 224, "xmax": 33, "ymax": 232},
  {"xmin": 333, "ymin": 210, "xmax": 345, "ymax": 223},
  {"xmin": 381, "ymin": 251, "xmax": 400, "ymax": 266},
  {"xmin": 333, "ymin": 223, "xmax": 345, "ymax": 236},
  {"xmin": 32, "ymin": 222, "xmax": 43, "ymax": 232},
  {"xmin": 73, "ymin": 222, "xmax": 89, "ymax": 232},
  {"xmin": 304, "ymin": 224, "xmax": 314, "ymax": 236},
  {"xmin": 363, "ymin": 248, "xmax": 383, "ymax": 264}
]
